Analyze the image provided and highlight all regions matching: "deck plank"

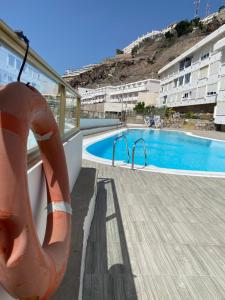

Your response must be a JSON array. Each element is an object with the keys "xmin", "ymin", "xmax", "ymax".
[{"xmin": 82, "ymin": 160, "xmax": 225, "ymax": 300}]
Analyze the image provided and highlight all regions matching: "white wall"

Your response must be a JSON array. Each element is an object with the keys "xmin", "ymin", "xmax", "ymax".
[
  {"xmin": 137, "ymin": 91, "xmax": 158, "ymax": 106},
  {"xmin": 104, "ymin": 102, "xmax": 134, "ymax": 112},
  {"xmin": 0, "ymin": 131, "xmax": 83, "ymax": 300},
  {"xmin": 82, "ymin": 125, "xmax": 122, "ymax": 136},
  {"xmin": 80, "ymin": 118, "xmax": 120, "ymax": 129}
]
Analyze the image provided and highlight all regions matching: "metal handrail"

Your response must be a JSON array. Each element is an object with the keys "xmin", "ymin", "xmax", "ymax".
[
  {"xmin": 132, "ymin": 138, "xmax": 147, "ymax": 169},
  {"xmin": 112, "ymin": 134, "xmax": 130, "ymax": 167}
]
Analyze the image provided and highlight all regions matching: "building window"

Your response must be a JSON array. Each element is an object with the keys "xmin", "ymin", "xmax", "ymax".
[
  {"xmin": 207, "ymin": 83, "xmax": 217, "ymax": 96},
  {"xmin": 220, "ymin": 76, "xmax": 225, "ymax": 91},
  {"xmin": 191, "ymin": 70, "xmax": 198, "ymax": 82},
  {"xmin": 163, "ymin": 95, "xmax": 167, "ymax": 105},
  {"xmin": 174, "ymin": 78, "xmax": 178, "ymax": 87},
  {"xmin": 221, "ymin": 50, "xmax": 225, "ymax": 64},
  {"xmin": 185, "ymin": 73, "xmax": 191, "ymax": 84},
  {"xmin": 209, "ymin": 62, "xmax": 220, "ymax": 76},
  {"xmin": 182, "ymin": 91, "xmax": 192, "ymax": 99},
  {"xmin": 180, "ymin": 60, "xmax": 185, "ymax": 71},
  {"xmin": 8, "ymin": 54, "xmax": 15, "ymax": 67},
  {"xmin": 207, "ymin": 91, "xmax": 217, "ymax": 96},
  {"xmin": 8, "ymin": 75, "xmax": 13, "ymax": 82},
  {"xmin": 185, "ymin": 57, "xmax": 192, "ymax": 68},
  {"xmin": 197, "ymin": 86, "xmax": 206, "ymax": 98},
  {"xmin": 201, "ymin": 53, "xmax": 209, "ymax": 61},
  {"xmin": 199, "ymin": 66, "xmax": 209, "ymax": 79},
  {"xmin": 179, "ymin": 57, "xmax": 192, "ymax": 71},
  {"xmin": 16, "ymin": 59, "xmax": 21, "ymax": 70},
  {"xmin": 178, "ymin": 76, "xmax": 184, "ymax": 86}
]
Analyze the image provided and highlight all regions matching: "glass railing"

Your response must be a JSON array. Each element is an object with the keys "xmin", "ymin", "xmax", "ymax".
[
  {"xmin": 64, "ymin": 90, "xmax": 78, "ymax": 133},
  {"xmin": 80, "ymin": 109, "xmax": 119, "ymax": 119},
  {"xmin": 0, "ymin": 19, "xmax": 80, "ymax": 153}
]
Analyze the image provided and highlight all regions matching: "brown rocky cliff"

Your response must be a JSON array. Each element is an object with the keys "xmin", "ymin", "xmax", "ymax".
[{"xmin": 67, "ymin": 14, "xmax": 225, "ymax": 89}]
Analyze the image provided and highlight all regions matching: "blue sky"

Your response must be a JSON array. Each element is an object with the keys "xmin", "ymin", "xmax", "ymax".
[{"xmin": 1, "ymin": 0, "xmax": 223, "ymax": 75}]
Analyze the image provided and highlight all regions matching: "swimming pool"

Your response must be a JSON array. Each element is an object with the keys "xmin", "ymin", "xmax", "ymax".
[{"xmin": 85, "ymin": 129, "xmax": 225, "ymax": 174}]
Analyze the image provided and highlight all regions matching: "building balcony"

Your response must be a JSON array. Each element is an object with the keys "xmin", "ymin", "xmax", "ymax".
[{"xmin": 166, "ymin": 95, "xmax": 217, "ymax": 108}]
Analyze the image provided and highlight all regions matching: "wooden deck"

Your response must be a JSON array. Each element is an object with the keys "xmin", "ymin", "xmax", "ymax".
[{"xmin": 82, "ymin": 160, "xmax": 225, "ymax": 300}]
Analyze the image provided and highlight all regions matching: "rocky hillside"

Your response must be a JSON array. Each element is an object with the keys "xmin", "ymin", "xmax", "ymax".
[{"xmin": 68, "ymin": 9, "xmax": 225, "ymax": 89}]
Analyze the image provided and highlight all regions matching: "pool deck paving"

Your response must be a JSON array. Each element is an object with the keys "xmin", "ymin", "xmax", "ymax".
[
  {"xmin": 128, "ymin": 126, "xmax": 225, "ymax": 142},
  {"xmin": 82, "ymin": 157, "xmax": 225, "ymax": 300},
  {"xmin": 164, "ymin": 128, "xmax": 225, "ymax": 141}
]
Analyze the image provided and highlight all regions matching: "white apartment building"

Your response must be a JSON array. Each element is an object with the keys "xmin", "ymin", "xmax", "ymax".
[
  {"xmin": 79, "ymin": 78, "xmax": 160, "ymax": 114},
  {"xmin": 123, "ymin": 31, "xmax": 162, "ymax": 54},
  {"xmin": 158, "ymin": 24, "xmax": 225, "ymax": 125},
  {"xmin": 62, "ymin": 64, "xmax": 99, "ymax": 79}
]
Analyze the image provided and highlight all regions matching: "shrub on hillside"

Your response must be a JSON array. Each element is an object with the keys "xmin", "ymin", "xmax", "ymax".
[
  {"xmin": 116, "ymin": 49, "xmax": 124, "ymax": 55},
  {"xmin": 131, "ymin": 45, "xmax": 139, "ymax": 57},
  {"xmin": 147, "ymin": 56, "xmax": 155, "ymax": 64},
  {"xmin": 191, "ymin": 17, "xmax": 203, "ymax": 30},
  {"xmin": 175, "ymin": 20, "xmax": 193, "ymax": 37},
  {"xmin": 165, "ymin": 31, "xmax": 174, "ymax": 39},
  {"xmin": 219, "ymin": 5, "xmax": 225, "ymax": 12}
]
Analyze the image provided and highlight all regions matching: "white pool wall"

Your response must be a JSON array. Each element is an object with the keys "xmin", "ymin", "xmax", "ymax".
[
  {"xmin": 81, "ymin": 118, "xmax": 122, "ymax": 136},
  {"xmin": 80, "ymin": 118, "xmax": 120, "ymax": 129}
]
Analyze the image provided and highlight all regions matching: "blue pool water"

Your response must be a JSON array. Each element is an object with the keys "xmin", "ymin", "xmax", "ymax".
[{"xmin": 86, "ymin": 129, "xmax": 225, "ymax": 172}]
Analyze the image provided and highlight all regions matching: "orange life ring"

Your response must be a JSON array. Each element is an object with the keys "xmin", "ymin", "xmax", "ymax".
[{"xmin": 0, "ymin": 82, "xmax": 71, "ymax": 299}]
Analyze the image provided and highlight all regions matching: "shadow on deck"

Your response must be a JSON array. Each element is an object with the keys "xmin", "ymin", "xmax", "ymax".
[
  {"xmin": 53, "ymin": 167, "xmax": 97, "ymax": 300},
  {"xmin": 54, "ymin": 159, "xmax": 225, "ymax": 299},
  {"xmin": 83, "ymin": 177, "xmax": 137, "ymax": 300},
  {"xmin": 81, "ymin": 160, "xmax": 225, "ymax": 299}
]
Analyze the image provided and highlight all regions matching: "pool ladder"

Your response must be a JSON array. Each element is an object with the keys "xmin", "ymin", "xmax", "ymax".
[
  {"xmin": 112, "ymin": 135, "xmax": 147, "ymax": 169},
  {"xmin": 131, "ymin": 138, "xmax": 147, "ymax": 169},
  {"xmin": 112, "ymin": 134, "xmax": 130, "ymax": 167}
]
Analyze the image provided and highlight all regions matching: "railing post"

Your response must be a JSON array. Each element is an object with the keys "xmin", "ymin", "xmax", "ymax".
[
  {"xmin": 59, "ymin": 84, "xmax": 66, "ymax": 136},
  {"xmin": 76, "ymin": 95, "xmax": 81, "ymax": 128}
]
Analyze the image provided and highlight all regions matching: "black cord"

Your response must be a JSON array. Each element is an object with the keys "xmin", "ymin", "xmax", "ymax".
[{"xmin": 15, "ymin": 31, "xmax": 30, "ymax": 82}]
